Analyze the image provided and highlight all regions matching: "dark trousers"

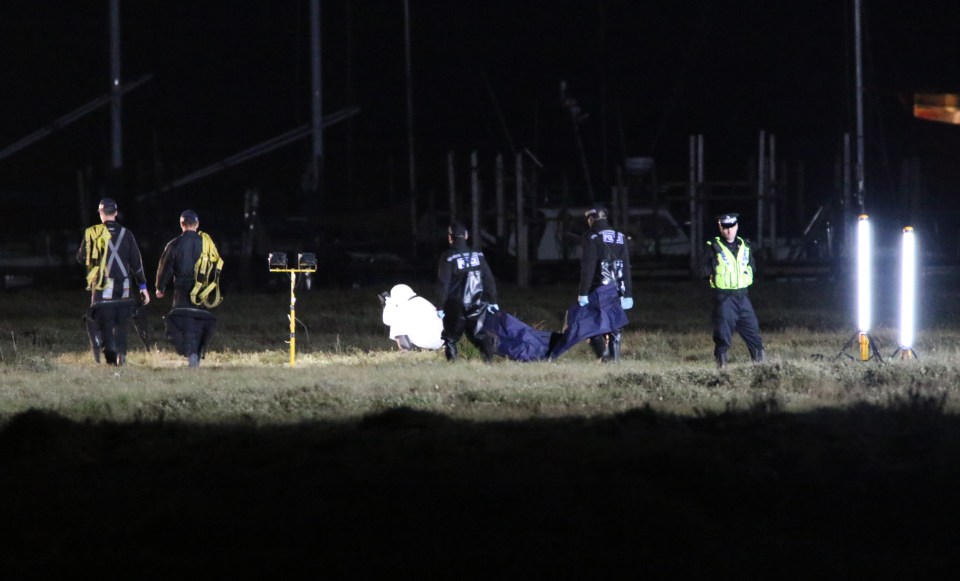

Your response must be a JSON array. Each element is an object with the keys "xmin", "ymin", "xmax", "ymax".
[
  {"xmin": 441, "ymin": 305, "xmax": 495, "ymax": 360},
  {"xmin": 712, "ymin": 291, "xmax": 763, "ymax": 359},
  {"xmin": 90, "ymin": 300, "xmax": 135, "ymax": 361},
  {"xmin": 165, "ymin": 308, "xmax": 217, "ymax": 359}
]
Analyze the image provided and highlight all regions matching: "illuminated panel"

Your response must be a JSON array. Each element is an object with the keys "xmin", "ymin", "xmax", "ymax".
[
  {"xmin": 857, "ymin": 215, "xmax": 871, "ymax": 333},
  {"xmin": 900, "ymin": 227, "xmax": 916, "ymax": 349},
  {"xmin": 914, "ymin": 93, "xmax": 960, "ymax": 125}
]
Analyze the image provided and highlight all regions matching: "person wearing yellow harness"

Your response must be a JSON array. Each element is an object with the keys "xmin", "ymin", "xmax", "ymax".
[
  {"xmin": 76, "ymin": 198, "xmax": 151, "ymax": 366},
  {"xmin": 155, "ymin": 210, "xmax": 222, "ymax": 368},
  {"xmin": 702, "ymin": 212, "xmax": 764, "ymax": 369}
]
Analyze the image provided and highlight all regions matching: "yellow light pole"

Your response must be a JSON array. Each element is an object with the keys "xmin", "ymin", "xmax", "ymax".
[{"xmin": 269, "ymin": 253, "xmax": 317, "ymax": 367}]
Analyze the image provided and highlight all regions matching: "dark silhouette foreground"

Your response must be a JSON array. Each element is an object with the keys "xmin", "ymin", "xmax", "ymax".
[{"xmin": 2, "ymin": 399, "xmax": 959, "ymax": 578}]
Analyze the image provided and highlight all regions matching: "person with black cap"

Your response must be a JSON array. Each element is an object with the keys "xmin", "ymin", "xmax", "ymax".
[
  {"xmin": 76, "ymin": 197, "xmax": 151, "ymax": 366},
  {"xmin": 155, "ymin": 210, "xmax": 221, "ymax": 368},
  {"xmin": 574, "ymin": 206, "xmax": 633, "ymax": 362},
  {"xmin": 702, "ymin": 212, "xmax": 764, "ymax": 368},
  {"xmin": 435, "ymin": 221, "xmax": 500, "ymax": 362}
]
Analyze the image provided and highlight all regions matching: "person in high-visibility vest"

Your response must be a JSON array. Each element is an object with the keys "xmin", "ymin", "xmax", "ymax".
[{"xmin": 701, "ymin": 212, "xmax": 764, "ymax": 369}]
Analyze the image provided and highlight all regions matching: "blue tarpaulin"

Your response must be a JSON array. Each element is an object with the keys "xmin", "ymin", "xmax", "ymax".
[
  {"xmin": 546, "ymin": 284, "xmax": 628, "ymax": 359},
  {"xmin": 491, "ymin": 311, "xmax": 555, "ymax": 362}
]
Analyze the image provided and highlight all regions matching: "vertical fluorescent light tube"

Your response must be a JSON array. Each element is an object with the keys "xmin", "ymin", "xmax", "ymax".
[
  {"xmin": 857, "ymin": 215, "xmax": 871, "ymax": 333},
  {"xmin": 900, "ymin": 227, "xmax": 916, "ymax": 349}
]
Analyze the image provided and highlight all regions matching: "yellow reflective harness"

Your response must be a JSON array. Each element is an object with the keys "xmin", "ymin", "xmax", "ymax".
[
  {"xmin": 190, "ymin": 231, "xmax": 224, "ymax": 308},
  {"xmin": 83, "ymin": 224, "xmax": 112, "ymax": 290}
]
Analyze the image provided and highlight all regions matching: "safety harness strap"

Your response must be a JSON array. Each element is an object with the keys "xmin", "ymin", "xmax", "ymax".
[{"xmin": 189, "ymin": 231, "xmax": 224, "ymax": 308}]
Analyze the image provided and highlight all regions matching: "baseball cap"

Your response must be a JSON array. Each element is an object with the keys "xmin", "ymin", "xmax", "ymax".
[
  {"xmin": 98, "ymin": 198, "xmax": 118, "ymax": 214},
  {"xmin": 180, "ymin": 209, "xmax": 200, "ymax": 224},
  {"xmin": 448, "ymin": 221, "xmax": 468, "ymax": 238}
]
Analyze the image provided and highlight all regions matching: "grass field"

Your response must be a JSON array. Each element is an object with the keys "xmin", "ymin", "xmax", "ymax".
[{"xmin": 3, "ymin": 278, "xmax": 960, "ymax": 576}]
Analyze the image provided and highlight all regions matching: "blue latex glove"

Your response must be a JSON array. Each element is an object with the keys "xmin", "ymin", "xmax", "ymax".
[
  {"xmin": 437, "ymin": 310, "xmax": 445, "ymax": 320},
  {"xmin": 487, "ymin": 304, "xmax": 500, "ymax": 314},
  {"xmin": 621, "ymin": 297, "xmax": 634, "ymax": 310},
  {"xmin": 577, "ymin": 295, "xmax": 589, "ymax": 306}
]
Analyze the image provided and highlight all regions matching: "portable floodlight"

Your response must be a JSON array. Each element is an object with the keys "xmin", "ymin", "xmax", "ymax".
[
  {"xmin": 856, "ymin": 215, "xmax": 871, "ymax": 335},
  {"xmin": 268, "ymin": 252, "xmax": 288, "ymax": 269},
  {"xmin": 837, "ymin": 214, "xmax": 882, "ymax": 362},
  {"xmin": 894, "ymin": 227, "xmax": 918, "ymax": 359},
  {"xmin": 269, "ymin": 251, "xmax": 318, "ymax": 367}
]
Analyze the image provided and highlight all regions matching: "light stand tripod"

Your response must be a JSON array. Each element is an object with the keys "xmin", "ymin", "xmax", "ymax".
[
  {"xmin": 837, "ymin": 331, "xmax": 883, "ymax": 362},
  {"xmin": 268, "ymin": 252, "xmax": 317, "ymax": 367}
]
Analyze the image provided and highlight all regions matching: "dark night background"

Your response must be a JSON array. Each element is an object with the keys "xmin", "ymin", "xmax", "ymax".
[{"xmin": 2, "ymin": 0, "xmax": 960, "ymax": 279}]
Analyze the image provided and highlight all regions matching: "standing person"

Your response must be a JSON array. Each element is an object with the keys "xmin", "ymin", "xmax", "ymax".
[
  {"xmin": 77, "ymin": 197, "xmax": 151, "ymax": 366},
  {"xmin": 575, "ymin": 206, "xmax": 633, "ymax": 362},
  {"xmin": 436, "ymin": 222, "xmax": 500, "ymax": 362},
  {"xmin": 702, "ymin": 212, "xmax": 764, "ymax": 368},
  {"xmin": 155, "ymin": 210, "xmax": 222, "ymax": 368}
]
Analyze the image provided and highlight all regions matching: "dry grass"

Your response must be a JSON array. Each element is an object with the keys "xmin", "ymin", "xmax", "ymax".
[
  {"xmin": 4, "ymin": 279, "xmax": 960, "ymax": 576},
  {"xmin": 2, "ymin": 280, "xmax": 960, "ymax": 425}
]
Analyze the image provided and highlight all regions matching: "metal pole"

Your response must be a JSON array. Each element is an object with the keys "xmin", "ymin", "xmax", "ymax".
[
  {"xmin": 854, "ymin": 0, "xmax": 865, "ymax": 212},
  {"xmin": 770, "ymin": 133, "xmax": 777, "ymax": 260},
  {"xmin": 757, "ymin": 130, "xmax": 766, "ymax": 251},
  {"xmin": 689, "ymin": 135, "xmax": 697, "ymax": 275},
  {"xmin": 403, "ymin": 0, "xmax": 417, "ymax": 253},
  {"xmin": 496, "ymin": 153, "xmax": 505, "ymax": 240},
  {"xmin": 843, "ymin": 132, "xmax": 852, "ymax": 256},
  {"xmin": 110, "ymin": 0, "xmax": 122, "ymax": 172},
  {"xmin": 309, "ymin": 0, "xmax": 323, "ymax": 186},
  {"xmin": 516, "ymin": 153, "xmax": 529, "ymax": 288},
  {"xmin": 289, "ymin": 272, "xmax": 297, "ymax": 367},
  {"xmin": 471, "ymin": 151, "xmax": 480, "ymax": 250},
  {"xmin": 617, "ymin": 165, "xmax": 628, "ymax": 234},
  {"xmin": 447, "ymin": 151, "xmax": 457, "ymax": 219}
]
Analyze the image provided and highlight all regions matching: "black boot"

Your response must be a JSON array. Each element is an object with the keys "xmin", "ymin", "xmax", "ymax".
[
  {"xmin": 481, "ymin": 334, "xmax": 497, "ymax": 363},
  {"xmin": 116, "ymin": 353, "xmax": 126, "ymax": 367},
  {"xmin": 751, "ymin": 348, "xmax": 765, "ymax": 363},
  {"xmin": 589, "ymin": 335, "xmax": 609, "ymax": 361},
  {"xmin": 443, "ymin": 340, "xmax": 458, "ymax": 362},
  {"xmin": 608, "ymin": 332, "xmax": 621, "ymax": 362}
]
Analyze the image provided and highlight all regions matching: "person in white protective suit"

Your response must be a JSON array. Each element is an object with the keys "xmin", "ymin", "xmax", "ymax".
[{"xmin": 379, "ymin": 284, "xmax": 444, "ymax": 350}]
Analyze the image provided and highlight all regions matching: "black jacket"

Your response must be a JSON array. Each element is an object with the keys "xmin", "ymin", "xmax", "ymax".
[
  {"xmin": 437, "ymin": 240, "xmax": 498, "ymax": 313},
  {"xmin": 76, "ymin": 219, "xmax": 148, "ymax": 303},
  {"xmin": 156, "ymin": 230, "xmax": 204, "ymax": 308},
  {"xmin": 579, "ymin": 218, "xmax": 632, "ymax": 298}
]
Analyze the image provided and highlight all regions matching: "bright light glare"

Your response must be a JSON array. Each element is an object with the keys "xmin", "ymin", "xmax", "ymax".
[
  {"xmin": 857, "ymin": 215, "xmax": 871, "ymax": 333},
  {"xmin": 900, "ymin": 227, "xmax": 916, "ymax": 349}
]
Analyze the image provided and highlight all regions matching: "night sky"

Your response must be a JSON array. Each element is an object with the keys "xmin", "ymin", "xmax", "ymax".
[{"xmin": 2, "ymin": 1, "xmax": 959, "ymax": 240}]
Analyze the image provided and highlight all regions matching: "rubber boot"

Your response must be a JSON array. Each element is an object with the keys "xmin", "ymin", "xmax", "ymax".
[
  {"xmin": 751, "ymin": 348, "xmax": 765, "ymax": 363},
  {"xmin": 589, "ymin": 335, "xmax": 609, "ymax": 361},
  {"xmin": 716, "ymin": 352, "xmax": 728, "ymax": 369},
  {"xmin": 188, "ymin": 353, "xmax": 200, "ymax": 368},
  {"xmin": 104, "ymin": 350, "xmax": 118, "ymax": 366},
  {"xmin": 443, "ymin": 340, "xmax": 458, "ymax": 362},
  {"xmin": 481, "ymin": 335, "xmax": 497, "ymax": 363},
  {"xmin": 608, "ymin": 332, "xmax": 621, "ymax": 362}
]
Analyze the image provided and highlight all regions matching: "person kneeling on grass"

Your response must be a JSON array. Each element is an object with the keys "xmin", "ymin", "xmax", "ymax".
[
  {"xmin": 378, "ymin": 283, "xmax": 444, "ymax": 351},
  {"xmin": 155, "ymin": 210, "xmax": 222, "ymax": 368}
]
